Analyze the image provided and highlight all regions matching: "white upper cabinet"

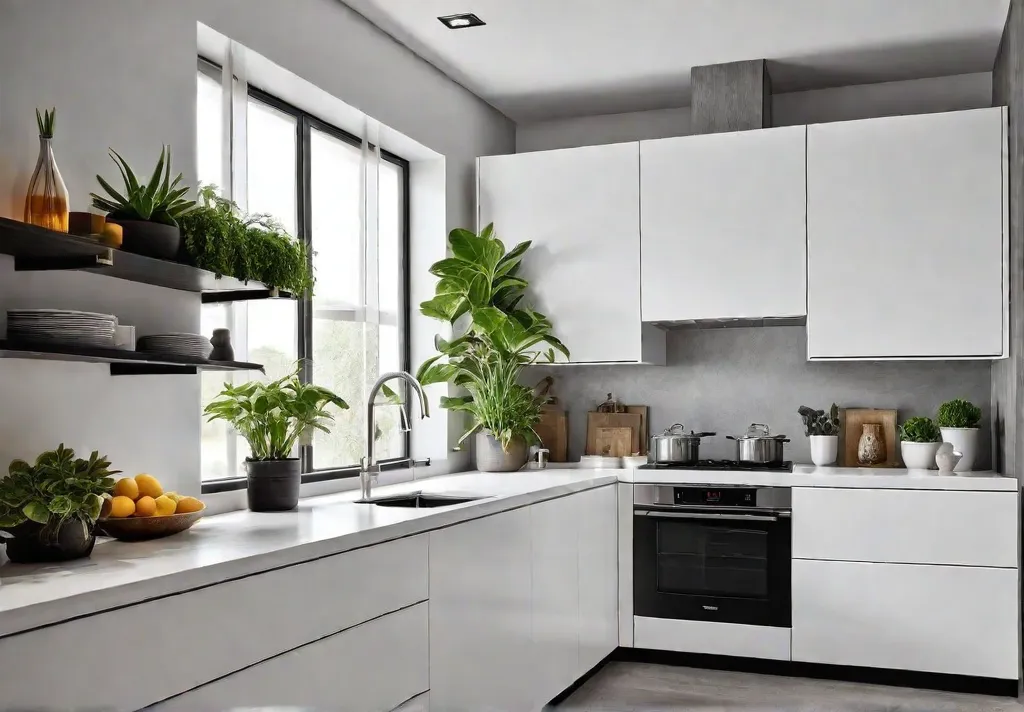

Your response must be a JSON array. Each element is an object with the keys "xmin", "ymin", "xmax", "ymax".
[
  {"xmin": 479, "ymin": 143, "xmax": 665, "ymax": 364},
  {"xmin": 640, "ymin": 126, "xmax": 808, "ymax": 322},
  {"xmin": 806, "ymin": 108, "xmax": 1007, "ymax": 360}
]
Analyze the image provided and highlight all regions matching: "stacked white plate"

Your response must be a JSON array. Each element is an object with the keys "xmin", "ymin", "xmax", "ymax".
[
  {"xmin": 137, "ymin": 333, "xmax": 213, "ymax": 360},
  {"xmin": 7, "ymin": 309, "xmax": 117, "ymax": 348}
]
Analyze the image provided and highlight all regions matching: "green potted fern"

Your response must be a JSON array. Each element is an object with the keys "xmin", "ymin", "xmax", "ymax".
[
  {"xmin": 417, "ymin": 224, "xmax": 568, "ymax": 471},
  {"xmin": 0, "ymin": 444, "xmax": 119, "ymax": 562},
  {"xmin": 90, "ymin": 145, "xmax": 196, "ymax": 260},
  {"xmin": 936, "ymin": 398, "xmax": 982, "ymax": 472}
]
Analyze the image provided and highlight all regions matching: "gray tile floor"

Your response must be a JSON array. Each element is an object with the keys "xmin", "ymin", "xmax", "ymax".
[{"xmin": 552, "ymin": 662, "xmax": 1024, "ymax": 712}]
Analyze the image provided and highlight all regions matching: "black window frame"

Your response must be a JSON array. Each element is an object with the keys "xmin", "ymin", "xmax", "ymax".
[{"xmin": 198, "ymin": 58, "xmax": 413, "ymax": 494}]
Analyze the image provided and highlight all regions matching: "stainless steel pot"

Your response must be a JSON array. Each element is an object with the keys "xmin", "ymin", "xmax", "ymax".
[
  {"xmin": 727, "ymin": 423, "xmax": 790, "ymax": 464},
  {"xmin": 650, "ymin": 424, "xmax": 716, "ymax": 464}
]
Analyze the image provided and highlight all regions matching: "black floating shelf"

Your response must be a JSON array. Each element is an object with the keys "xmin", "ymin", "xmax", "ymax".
[
  {"xmin": 0, "ymin": 217, "xmax": 294, "ymax": 303},
  {"xmin": 0, "ymin": 340, "xmax": 265, "ymax": 376}
]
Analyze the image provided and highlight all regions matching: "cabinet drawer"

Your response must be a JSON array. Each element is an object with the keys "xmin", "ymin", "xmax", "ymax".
[
  {"xmin": 793, "ymin": 488, "xmax": 1017, "ymax": 567},
  {"xmin": 0, "ymin": 534, "xmax": 427, "ymax": 711},
  {"xmin": 792, "ymin": 559, "xmax": 1018, "ymax": 679},
  {"xmin": 155, "ymin": 602, "xmax": 429, "ymax": 711}
]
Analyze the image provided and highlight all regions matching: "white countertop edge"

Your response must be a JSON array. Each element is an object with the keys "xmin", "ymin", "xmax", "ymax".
[{"xmin": 0, "ymin": 471, "xmax": 617, "ymax": 639}]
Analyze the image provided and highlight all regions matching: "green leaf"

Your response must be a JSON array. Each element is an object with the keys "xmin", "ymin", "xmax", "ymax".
[
  {"xmin": 23, "ymin": 501, "xmax": 50, "ymax": 524},
  {"xmin": 96, "ymin": 174, "xmax": 130, "ymax": 206},
  {"xmin": 110, "ymin": 149, "xmax": 140, "ymax": 194}
]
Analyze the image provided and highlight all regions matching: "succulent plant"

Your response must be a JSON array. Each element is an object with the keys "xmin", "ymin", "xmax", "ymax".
[
  {"xmin": 90, "ymin": 145, "xmax": 196, "ymax": 227},
  {"xmin": 899, "ymin": 416, "xmax": 941, "ymax": 443},
  {"xmin": 798, "ymin": 403, "xmax": 841, "ymax": 437},
  {"xmin": 35, "ymin": 107, "xmax": 55, "ymax": 139},
  {"xmin": 936, "ymin": 398, "xmax": 982, "ymax": 429}
]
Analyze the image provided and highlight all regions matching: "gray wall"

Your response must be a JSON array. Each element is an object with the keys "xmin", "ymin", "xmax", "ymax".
[
  {"xmin": 530, "ymin": 327, "xmax": 993, "ymax": 468},
  {"xmin": 992, "ymin": 0, "xmax": 1023, "ymax": 478},
  {"xmin": 516, "ymin": 73, "xmax": 992, "ymax": 152}
]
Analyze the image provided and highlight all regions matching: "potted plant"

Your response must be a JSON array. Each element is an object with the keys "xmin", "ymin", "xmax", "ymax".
[
  {"xmin": 90, "ymin": 145, "xmax": 196, "ymax": 260},
  {"xmin": 898, "ymin": 416, "xmax": 942, "ymax": 470},
  {"xmin": 204, "ymin": 366, "xmax": 348, "ymax": 511},
  {"xmin": 936, "ymin": 398, "xmax": 982, "ymax": 472},
  {"xmin": 0, "ymin": 444, "xmax": 119, "ymax": 562},
  {"xmin": 798, "ymin": 404, "xmax": 840, "ymax": 466},
  {"xmin": 179, "ymin": 185, "xmax": 314, "ymax": 296},
  {"xmin": 417, "ymin": 224, "xmax": 568, "ymax": 472}
]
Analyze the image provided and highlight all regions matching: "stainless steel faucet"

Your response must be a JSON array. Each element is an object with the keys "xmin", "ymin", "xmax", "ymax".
[{"xmin": 360, "ymin": 371, "xmax": 430, "ymax": 500}]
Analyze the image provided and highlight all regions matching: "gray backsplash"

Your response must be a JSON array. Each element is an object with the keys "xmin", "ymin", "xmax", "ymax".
[{"xmin": 528, "ymin": 326, "xmax": 993, "ymax": 468}]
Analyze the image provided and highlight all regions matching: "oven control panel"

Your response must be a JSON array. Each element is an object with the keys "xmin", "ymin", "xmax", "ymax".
[{"xmin": 674, "ymin": 487, "xmax": 757, "ymax": 507}]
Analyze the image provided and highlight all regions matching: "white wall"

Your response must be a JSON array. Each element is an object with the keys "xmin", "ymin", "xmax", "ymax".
[
  {"xmin": 0, "ymin": 0, "xmax": 514, "ymax": 492},
  {"xmin": 516, "ymin": 73, "xmax": 992, "ymax": 152}
]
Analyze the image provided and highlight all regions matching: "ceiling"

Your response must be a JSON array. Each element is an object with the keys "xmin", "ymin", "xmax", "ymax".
[{"xmin": 342, "ymin": 0, "xmax": 1010, "ymax": 122}]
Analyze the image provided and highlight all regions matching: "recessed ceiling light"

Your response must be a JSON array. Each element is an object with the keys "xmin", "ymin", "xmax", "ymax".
[{"xmin": 438, "ymin": 13, "xmax": 485, "ymax": 29}]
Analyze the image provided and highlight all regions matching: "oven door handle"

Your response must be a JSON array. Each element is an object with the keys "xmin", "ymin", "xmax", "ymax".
[{"xmin": 635, "ymin": 509, "xmax": 786, "ymax": 522}]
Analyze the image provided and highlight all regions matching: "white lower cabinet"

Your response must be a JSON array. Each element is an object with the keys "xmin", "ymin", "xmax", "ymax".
[
  {"xmin": 429, "ymin": 506, "xmax": 535, "ymax": 712},
  {"xmin": 577, "ymin": 484, "xmax": 619, "ymax": 674},
  {"xmin": 792, "ymin": 559, "xmax": 1019, "ymax": 679},
  {"xmin": 429, "ymin": 485, "xmax": 618, "ymax": 711},
  {"xmin": 154, "ymin": 602, "xmax": 429, "ymax": 711}
]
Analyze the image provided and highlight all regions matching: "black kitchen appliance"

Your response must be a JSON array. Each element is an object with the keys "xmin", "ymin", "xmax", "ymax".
[{"xmin": 633, "ymin": 484, "xmax": 791, "ymax": 627}]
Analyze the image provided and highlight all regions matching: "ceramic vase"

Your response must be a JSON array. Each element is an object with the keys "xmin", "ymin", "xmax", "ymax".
[
  {"xmin": 210, "ymin": 328, "xmax": 235, "ymax": 361},
  {"xmin": 24, "ymin": 136, "xmax": 69, "ymax": 232},
  {"xmin": 857, "ymin": 423, "xmax": 886, "ymax": 465},
  {"xmin": 940, "ymin": 428, "xmax": 978, "ymax": 472},
  {"xmin": 809, "ymin": 435, "xmax": 839, "ymax": 466},
  {"xmin": 475, "ymin": 432, "xmax": 528, "ymax": 472}
]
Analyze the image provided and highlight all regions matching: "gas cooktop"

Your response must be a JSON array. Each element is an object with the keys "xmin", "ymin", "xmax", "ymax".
[{"xmin": 639, "ymin": 459, "xmax": 794, "ymax": 473}]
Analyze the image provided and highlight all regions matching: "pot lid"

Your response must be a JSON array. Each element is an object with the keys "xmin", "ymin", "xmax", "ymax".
[
  {"xmin": 652, "ymin": 424, "xmax": 716, "ymax": 439},
  {"xmin": 731, "ymin": 423, "xmax": 788, "ymax": 441}
]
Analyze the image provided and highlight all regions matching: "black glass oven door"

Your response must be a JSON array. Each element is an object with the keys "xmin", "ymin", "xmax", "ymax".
[{"xmin": 633, "ymin": 509, "xmax": 791, "ymax": 627}]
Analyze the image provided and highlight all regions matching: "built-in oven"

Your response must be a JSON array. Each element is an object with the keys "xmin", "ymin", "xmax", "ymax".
[{"xmin": 633, "ymin": 484, "xmax": 792, "ymax": 628}]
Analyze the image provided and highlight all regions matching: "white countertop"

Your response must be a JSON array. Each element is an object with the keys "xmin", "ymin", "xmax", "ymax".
[
  {"xmin": 0, "ymin": 470, "xmax": 618, "ymax": 639},
  {"xmin": 627, "ymin": 464, "xmax": 1019, "ymax": 490}
]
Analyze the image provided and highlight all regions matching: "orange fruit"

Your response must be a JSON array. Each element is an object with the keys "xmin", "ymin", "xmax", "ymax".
[
  {"xmin": 110, "ymin": 496, "xmax": 136, "ymax": 518},
  {"xmin": 164, "ymin": 491, "xmax": 182, "ymax": 504},
  {"xmin": 113, "ymin": 477, "xmax": 140, "ymax": 500},
  {"xmin": 175, "ymin": 496, "xmax": 204, "ymax": 514},
  {"xmin": 134, "ymin": 474, "xmax": 163, "ymax": 499},
  {"xmin": 134, "ymin": 496, "xmax": 157, "ymax": 517},
  {"xmin": 154, "ymin": 495, "xmax": 177, "ymax": 517}
]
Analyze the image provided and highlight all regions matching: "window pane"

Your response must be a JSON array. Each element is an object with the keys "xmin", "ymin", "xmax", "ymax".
[
  {"xmin": 196, "ymin": 68, "xmax": 223, "ymax": 190},
  {"xmin": 310, "ymin": 129, "xmax": 361, "ymax": 308},
  {"xmin": 379, "ymin": 161, "xmax": 402, "ymax": 319}
]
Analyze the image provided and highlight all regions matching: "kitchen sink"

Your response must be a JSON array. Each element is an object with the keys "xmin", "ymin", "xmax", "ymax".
[{"xmin": 356, "ymin": 492, "xmax": 486, "ymax": 508}]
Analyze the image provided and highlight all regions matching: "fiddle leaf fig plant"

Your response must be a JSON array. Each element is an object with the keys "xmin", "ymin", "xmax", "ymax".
[
  {"xmin": 798, "ymin": 403, "xmax": 841, "ymax": 437},
  {"xmin": 417, "ymin": 224, "xmax": 568, "ymax": 448},
  {"xmin": 899, "ymin": 416, "xmax": 941, "ymax": 443},
  {"xmin": 936, "ymin": 398, "xmax": 982, "ymax": 429},
  {"xmin": 0, "ymin": 444, "xmax": 120, "ymax": 531}
]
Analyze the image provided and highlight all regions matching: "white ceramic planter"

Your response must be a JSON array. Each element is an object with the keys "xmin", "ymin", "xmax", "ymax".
[
  {"xmin": 939, "ymin": 428, "xmax": 978, "ymax": 472},
  {"xmin": 900, "ymin": 440, "xmax": 940, "ymax": 470},
  {"xmin": 809, "ymin": 435, "xmax": 839, "ymax": 466}
]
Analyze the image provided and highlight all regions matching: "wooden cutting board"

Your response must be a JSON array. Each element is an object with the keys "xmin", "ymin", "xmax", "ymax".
[
  {"xmin": 586, "ymin": 412, "xmax": 642, "ymax": 455},
  {"xmin": 535, "ymin": 407, "xmax": 568, "ymax": 462},
  {"xmin": 840, "ymin": 408, "xmax": 899, "ymax": 467},
  {"xmin": 595, "ymin": 426, "xmax": 633, "ymax": 457},
  {"xmin": 626, "ymin": 405, "xmax": 649, "ymax": 455}
]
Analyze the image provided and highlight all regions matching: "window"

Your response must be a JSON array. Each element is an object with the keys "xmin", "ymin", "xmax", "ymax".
[{"xmin": 196, "ymin": 60, "xmax": 410, "ymax": 489}]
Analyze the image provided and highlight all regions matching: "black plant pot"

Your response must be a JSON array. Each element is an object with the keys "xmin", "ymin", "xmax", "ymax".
[
  {"xmin": 2, "ymin": 517, "xmax": 96, "ymax": 563},
  {"xmin": 107, "ymin": 218, "xmax": 182, "ymax": 261},
  {"xmin": 246, "ymin": 458, "xmax": 301, "ymax": 512}
]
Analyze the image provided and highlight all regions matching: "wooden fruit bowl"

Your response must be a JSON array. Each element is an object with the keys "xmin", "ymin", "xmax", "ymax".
[{"xmin": 97, "ymin": 506, "xmax": 205, "ymax": 542}]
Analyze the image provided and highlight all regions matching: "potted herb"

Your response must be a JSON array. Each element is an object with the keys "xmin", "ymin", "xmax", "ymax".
[
  {"xmin": 417, "ymin": 224, "xmax": 568, "ymax": 471},
  {"xmin": 179, "ymin": 186, "xmax": 314, "ymax": 296},
  {"xmin": 90, "ymin": 145, "xmax": 196, "ymax": 260},
  {"xmin": 936, "ymin": 398, "xmax": 982, "ymax": 472},
  {"xmin": 898, "ymin": 416, "xmax": 942, "ymax": 470},
  {"xmin": 0, "ymin": 444, "xmax": 119, "ymax": 562},
  {"xmin": 204, "ymin": 366, "xmax": 348, "ymax": 511},
  {"xmin": 798, "ymin": 404, "xmax": 840, "ymax": 466}
]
